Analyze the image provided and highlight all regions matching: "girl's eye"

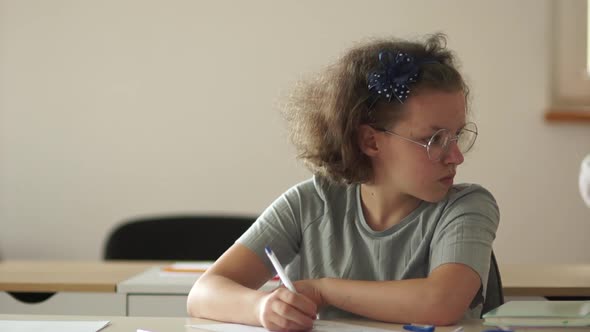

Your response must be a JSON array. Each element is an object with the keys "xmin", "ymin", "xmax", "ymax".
[{"xmin": 430, "ymin": 135, "xmax": 443, "ymax": 144}]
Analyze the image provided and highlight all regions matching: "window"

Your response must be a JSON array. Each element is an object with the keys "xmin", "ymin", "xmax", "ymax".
[{"xmin": 545, "ymin": 0, "xmax": 590, "ymax": 122}]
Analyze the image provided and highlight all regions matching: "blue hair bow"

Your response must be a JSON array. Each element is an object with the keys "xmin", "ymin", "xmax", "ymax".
[{"xmin": 367, "ymin": 51, "xmax": 434, "ymax": 106}]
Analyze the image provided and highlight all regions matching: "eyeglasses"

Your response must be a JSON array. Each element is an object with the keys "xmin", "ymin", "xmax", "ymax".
[{"xmin": 372, "ymin": 122, "xmax": 478, "ymax": 161}]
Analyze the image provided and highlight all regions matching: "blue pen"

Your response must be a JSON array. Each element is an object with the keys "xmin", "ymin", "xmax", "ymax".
[{"xmin": 403, "ymin": 324, "xmax": 435, "ymax": 332}]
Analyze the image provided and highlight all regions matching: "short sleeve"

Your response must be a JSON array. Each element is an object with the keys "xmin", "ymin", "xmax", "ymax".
[
  {"xmin": 429, "ymin": 185, "xmax": 500, "ymax": 307},
  {"xmin": 236, "ymin": 179, "xmax": 316, "ymax": 273}
]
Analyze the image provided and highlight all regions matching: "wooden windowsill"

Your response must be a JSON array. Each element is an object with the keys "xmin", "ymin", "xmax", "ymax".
[{"xmin": 545, "ymin": 109, "xmax": 590, "ymax": 123}]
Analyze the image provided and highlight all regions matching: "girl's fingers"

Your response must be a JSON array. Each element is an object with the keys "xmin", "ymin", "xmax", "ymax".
[
  {"xmin": 271, "ymin": 299, "xmax": 315, "ymax": 330},
  {"xmin": 277, "ymin": 288, "xmax": 317, "ymax": 318}
]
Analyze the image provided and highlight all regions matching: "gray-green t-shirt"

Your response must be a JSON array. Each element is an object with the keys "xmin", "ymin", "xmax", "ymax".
[{"xmin": 237, "ymin": 175, "xmax": 499, "ymax": 319}]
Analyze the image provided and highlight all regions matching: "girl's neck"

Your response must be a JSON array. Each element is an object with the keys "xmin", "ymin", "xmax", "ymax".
[{"xmin": 359, "ymin": 182, "xmax": 422, "ymax": 232}]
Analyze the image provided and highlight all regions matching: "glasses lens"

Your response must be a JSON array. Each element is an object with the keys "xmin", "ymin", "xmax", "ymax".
[
  {"xmin": 427, "ymin": 129, "xmax": 450, "ymax": 161},
  {"xmin": 457, "ymin": 122, "xmax": 478, "ymax": 153}
]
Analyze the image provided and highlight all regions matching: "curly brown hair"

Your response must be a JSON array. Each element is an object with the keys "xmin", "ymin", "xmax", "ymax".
[{"xmin": 282, "ymin": 33, "xmax": 468, "ymax": 184}]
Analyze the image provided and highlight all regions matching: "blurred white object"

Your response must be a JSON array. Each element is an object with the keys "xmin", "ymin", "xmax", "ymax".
[{"xmin": 580, "ymin": 154, "xmax": 590, "ymax": 207}]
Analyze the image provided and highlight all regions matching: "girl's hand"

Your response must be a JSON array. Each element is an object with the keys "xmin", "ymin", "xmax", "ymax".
[{"xmin": 256, "ymin": 287, "xmax": 317, "ymax": 331}]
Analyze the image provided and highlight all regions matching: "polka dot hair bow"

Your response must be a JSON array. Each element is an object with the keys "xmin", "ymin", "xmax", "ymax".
[{"xmin": 367, "ymin": 51, "xmax": 437, "ymax": 107}]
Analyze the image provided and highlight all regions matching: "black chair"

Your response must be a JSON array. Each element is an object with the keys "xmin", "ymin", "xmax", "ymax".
[
  {"xmin": 482, "ymin": 251, "xmax": 504, "ymax": 316},
  {"xmin": 103, "ymin": 215, "xmax": 257, "ymax": 261}
]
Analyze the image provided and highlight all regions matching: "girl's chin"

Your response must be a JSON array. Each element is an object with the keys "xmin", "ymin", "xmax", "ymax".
[{"xmin": 419, "ymin": 188, "xmax": 451, "ymax": 203}]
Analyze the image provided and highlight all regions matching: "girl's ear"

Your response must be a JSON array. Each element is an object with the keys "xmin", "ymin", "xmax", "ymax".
[{"xmin": 358, "ymin": 124, "xmax": 380, "ymax": 157}]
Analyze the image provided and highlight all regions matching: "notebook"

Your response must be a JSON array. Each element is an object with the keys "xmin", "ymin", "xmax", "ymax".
[{"xmin": 483, "ymin": 301, "xmax": 590, "ymax": 327}]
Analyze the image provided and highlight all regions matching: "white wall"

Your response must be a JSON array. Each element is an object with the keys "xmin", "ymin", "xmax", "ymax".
[{"xmin": 1, "ymin": 0, "xmax": 589, "ymax": 263}]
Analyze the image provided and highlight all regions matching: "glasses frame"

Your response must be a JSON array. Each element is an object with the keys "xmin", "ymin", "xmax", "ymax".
[{"xmin": 372, "ymin": 122, "xmax": 478, "ymax": 161}]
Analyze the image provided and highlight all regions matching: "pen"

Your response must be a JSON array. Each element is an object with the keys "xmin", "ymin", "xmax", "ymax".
[
  {"xmin": 403, "ymin": 324, "xmax": 435, "ymax": 332},
  {"xmin": 264, "ymin": 245, "xmax": 297, "ymax": 293}
]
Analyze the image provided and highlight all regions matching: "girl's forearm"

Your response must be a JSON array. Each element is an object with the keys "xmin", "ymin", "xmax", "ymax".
[
  {"xmin": 320, "ymin": 277, "xmax": 463, "ymax": 325},
  {"xmin": 187, "ymin": 274, "xmax": 265, "ymax": 326}
]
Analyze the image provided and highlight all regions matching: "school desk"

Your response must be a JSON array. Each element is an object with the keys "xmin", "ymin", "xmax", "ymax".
[
  {"xmin": 0, "ymin": 261, "xmax": 156, "ymax": 315},
  {"xmin": 118, "ymin": 263, "xmax": 590, "ymax": 316},
  {"xmin": 1, "ymin": 261, "xmax": 590, "ymax": 317},
  {"xmin": 500, "ymin": 263, "xmax": 590, "ymax": 297},
  {"xmin": 0, "ymin": 260, "xmax": 277, "ymax": 317}
]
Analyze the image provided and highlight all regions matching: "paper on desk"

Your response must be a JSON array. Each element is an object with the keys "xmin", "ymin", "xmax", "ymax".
[
  {"xmin": 189, "ymin": 320, "xmax": 399, "ymax": 332},
  {"xmin": 0, "ymin": 320, "xmax": 110, "ymax": 332}
]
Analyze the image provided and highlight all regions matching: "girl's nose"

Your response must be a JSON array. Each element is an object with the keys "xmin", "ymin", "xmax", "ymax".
[{"xmin": 443, "ymin": 140, "xmax": 464, "ymax": 165}]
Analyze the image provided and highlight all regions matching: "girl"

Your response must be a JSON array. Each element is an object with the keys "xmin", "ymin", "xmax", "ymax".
[{"xmin": 187, "ymin": 34, "xmax": 499, "ymax": 330}]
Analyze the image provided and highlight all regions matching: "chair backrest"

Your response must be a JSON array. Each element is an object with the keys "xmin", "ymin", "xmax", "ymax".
[
  {"xmin": 482, "ymin": 251, "xmax": 504, "ymax": 316},
  {"xmin": 103, "ymin": 215, "xmax": 256, "ymax": 261}
]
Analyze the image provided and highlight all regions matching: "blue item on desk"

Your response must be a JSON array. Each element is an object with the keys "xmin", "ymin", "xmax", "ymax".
[{"xmin": 403, "ymin": 324, "xmax": 435, "ymax": 332}]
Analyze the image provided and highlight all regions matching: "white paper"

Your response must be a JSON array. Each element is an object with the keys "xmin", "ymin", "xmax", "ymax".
[
  {"xmin": 0, "ymin": 320, "xmax": 110, "ymax": 332},
  {"xmin": 189, "ymin": 320, "xmax": 399, "ymax": 332}
]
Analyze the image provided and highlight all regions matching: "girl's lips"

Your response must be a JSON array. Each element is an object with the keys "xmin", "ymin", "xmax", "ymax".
[{"xmin": 439, "ymin": 174, "xmax": 455, "ymax": 185}]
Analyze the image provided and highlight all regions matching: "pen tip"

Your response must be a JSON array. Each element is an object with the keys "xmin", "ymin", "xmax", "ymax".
[{"xmin": 264, "ymin": 246, "xmax": 271, "ymax": 254}]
